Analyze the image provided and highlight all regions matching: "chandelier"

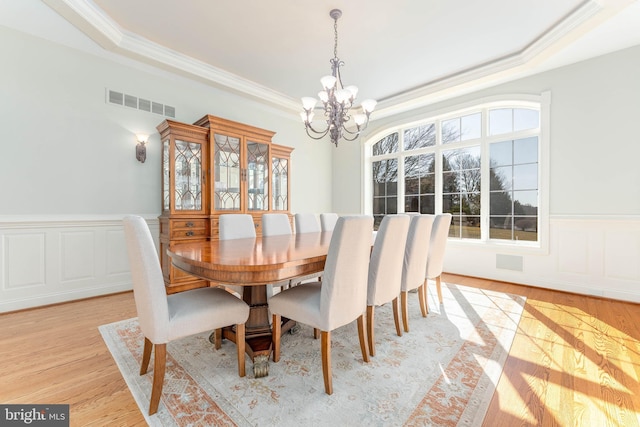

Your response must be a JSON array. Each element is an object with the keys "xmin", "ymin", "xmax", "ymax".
[{"xmin": 300, "ymin": 9, "xmax": 376, "ymax": 147}]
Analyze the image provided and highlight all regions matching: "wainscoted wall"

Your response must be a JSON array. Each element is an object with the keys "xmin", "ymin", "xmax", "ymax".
[
  {"xmin": 444, "ymin": 215, "xmax": 640, "ymax": 303},
  {"xmin": 2, "ymin": 215, "xmax": 639, "ymax": 312},
  {"xmin": 0, "ymin": 216, "xmax": 158, "ymax": 312}
]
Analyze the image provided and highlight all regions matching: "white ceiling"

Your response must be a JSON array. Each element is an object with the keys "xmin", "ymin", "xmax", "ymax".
[{"xmin": 18, "ymin": 1, "xmax": 640, "ymax": 117}]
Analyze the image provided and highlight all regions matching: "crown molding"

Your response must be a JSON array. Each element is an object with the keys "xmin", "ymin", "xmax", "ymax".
[
  {"xmin": 43, "ymin": 0, "xmax": 633, "ymax": 121},
  {"xmin": 42, "ymin": 0, "xmax": 301, "ymax": 113},
  {"xmin": 371, "ymin": 0, "xmax": 630, "ymax": 120}
]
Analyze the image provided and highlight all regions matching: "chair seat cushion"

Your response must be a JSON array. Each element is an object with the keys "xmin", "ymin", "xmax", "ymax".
[
  {"xmin": 166, "ymin": 287, "xmax": 250, "ymax": 342},
  {"xmin": 268, "ymin": 282, "xmax": 324, "ymax": 330}
]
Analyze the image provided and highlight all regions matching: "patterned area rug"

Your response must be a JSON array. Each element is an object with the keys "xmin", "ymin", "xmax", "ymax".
[{"xmin": 100, "ymin": 283, "xmax": 525, "ymax": 426}]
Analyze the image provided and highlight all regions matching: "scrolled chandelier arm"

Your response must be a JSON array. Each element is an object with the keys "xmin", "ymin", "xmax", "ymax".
[{"xmin": 300, "ymin": 9, "xmax": 376, "ymax": 147}]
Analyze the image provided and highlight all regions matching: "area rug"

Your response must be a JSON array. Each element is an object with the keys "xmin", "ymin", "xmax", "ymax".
[{"xmin": 100, "ymin": 283, "xmax": 526, "ymax": 426}]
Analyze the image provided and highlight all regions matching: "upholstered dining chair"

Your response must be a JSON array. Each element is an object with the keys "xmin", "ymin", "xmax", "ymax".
[
  {"xmin": 219, "ymin": 213, "xmax": 256, "ymax": 240},
  {"xmin": 400, "ymin": 214, "xmax": 434, "ymax": 333},
  {"xmin": 262, "ymin": 213, "xmax": 292, "ymax": 236},
  {"xmin": 366, "ymin": 214, "xmax": 410, "ymax": 356},
  {"xmin": 261, "ymin": 213, "xmax": 293, "ymax": 291},
  {"xmin": 294, "ymin": 212, "xmax": 321, "ymax": 233},
  {"xmin": 292, "ymin": 213, "xmax": 323, "ymax": 285},
  {"xmin": 320, "ymin": 212, "xmax": 339, "ymax": 232},
  {"xmin": 424, "ymin": 213, "xmax": 453, "ymax": 307},
  {"xmin": 219, "ymin": 214, "xmax": 256, "ymax": 297},
  {"xmin": 122, "ymin": 215, "xmax": 250, "ymax": 415},
  {"xmin": 269, "ymin": 215, "xmax": 373, "ymax": 395}
]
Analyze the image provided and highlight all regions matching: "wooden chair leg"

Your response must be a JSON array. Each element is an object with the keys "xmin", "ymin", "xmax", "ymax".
[
  {"xmin": 392, "ymin": 297, "xmax": 402, "ymax": 337},
  {"xmin": 422, "ymin": 279, "xmax": 429, "ymax": 314},
  {"xmin": 366, "ymin": 305, "xmax": 375, "ymax": 356},
  {"xmin": 401, "ymin": 291, "xmax": 410, "ymax": 332},
  {"xmin": 214, "ymin": 328, "xmax": 222, "ymax": 350},
  {"xmin": 313, "ymin": 328, "xmax": 320, "ymax": 339},
  {"xmin": 236, "ymin": 323, "xmax": 246, "ymax": 377},
  {"xmin": 272, "ymin": 314, "xmax": 281, "ymax": 362},
  {"xmin": 140, "ymin": 337, "xmax": 153, "ymax": 375},
  {"xmin": 418, "ymin": 284, "xmax": 428, "ymax": 317},
  {"xmin": 357, "ymin": 314, "xmax": 370, "ymax": 363},
  {"xmin": 321, "ymin": 331, "xmax": 332, "ymax": 395},
  {"xmin": 436, "ymin": 275, "xmax": 443, "ymax": 303},
  {"xmin": 149, "ymin": 343, "xmax": 166, "ymax": 415}
]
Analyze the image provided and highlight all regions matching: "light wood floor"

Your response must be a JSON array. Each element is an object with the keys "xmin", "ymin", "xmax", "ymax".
[{"xmin": 1, "ymin": 274, "xmax": 638, "ymax": 426}]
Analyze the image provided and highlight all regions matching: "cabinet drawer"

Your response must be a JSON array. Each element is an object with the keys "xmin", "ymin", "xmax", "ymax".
[
  {"xmin": 170, "ymin": 227, "xmax": 207, "ymax": 239},
  {"xmin": 171, "ymin": 219, "xmax": 207, "ymax": 229}
]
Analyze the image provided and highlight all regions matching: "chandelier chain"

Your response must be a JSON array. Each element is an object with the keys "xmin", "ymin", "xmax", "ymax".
[{"xmin": 333, "ymin": 16, "xmax": 338, "ymax": 60}]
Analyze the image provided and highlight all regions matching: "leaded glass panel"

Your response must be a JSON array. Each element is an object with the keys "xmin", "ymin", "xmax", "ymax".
[
  {"xmin": 174, "ymin": 139, "xmax": 202, "ymax": 211},
  {"xmin": 272, "ymin": 157, "xmax": 288, "ymax": 211},
  {"xmin": 213, "ymin": 133, "xmax": 241, "ymax": 211},
  {"xmin": 246, "ymin": 141, "xmax": 269, "ymax": 211},
  {"xmin": 163, "ymin": 139, "xmax": 170, "ymax": 211}
]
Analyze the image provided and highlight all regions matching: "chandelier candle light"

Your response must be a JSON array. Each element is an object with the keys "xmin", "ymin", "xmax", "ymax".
[{"xmin": 301, "ymin": 9, "xmax": 376, "ymax": 146}]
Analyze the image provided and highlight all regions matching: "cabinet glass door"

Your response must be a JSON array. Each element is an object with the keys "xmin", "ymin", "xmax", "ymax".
[
  {"xmin": 163, "ymin": 139, "xmax": 170, "ymax": 211},
  {"xmin": 272, "ymin": 156, "xmax": 288, "ymax": 211},
  {"xmin": 246, "ymin": 141, "xmax": 269, "ymax": 211},
  {"xmin": 174, "ymin": 139, "xmax": 203, "ymax": 211},
  {"xmin": 213, "ymin": 133, "xmax": 241, "ymax": 210}
]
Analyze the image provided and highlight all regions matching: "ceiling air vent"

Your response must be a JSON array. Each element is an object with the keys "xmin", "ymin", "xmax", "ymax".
[{"xmin": 106, "ymin": 89, "xmax": 175, "ymax": 118}]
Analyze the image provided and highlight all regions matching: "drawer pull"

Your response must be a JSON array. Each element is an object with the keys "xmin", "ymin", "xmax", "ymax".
[
  {"xmin": 186, "ymin": 222, "xmax": 194, "ymax": 227},
  {"xmin": 185, "ymin": 231, "xmax": 194, "ymax": 237}
]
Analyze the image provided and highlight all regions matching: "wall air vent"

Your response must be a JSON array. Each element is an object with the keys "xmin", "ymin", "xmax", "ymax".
[{"xmin": 106, "ymin": 89, "xmax": 175, "ymax": 118}]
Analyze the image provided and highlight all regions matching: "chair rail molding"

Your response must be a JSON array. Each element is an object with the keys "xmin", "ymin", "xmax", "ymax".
[{"xmin": 0, "ymin": 215, "xmax": 159, "ymax": 312}]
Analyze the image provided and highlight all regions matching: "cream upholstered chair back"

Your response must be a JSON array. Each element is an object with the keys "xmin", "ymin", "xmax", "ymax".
[
  {"xmin": 426, "ymin": 213, "xmax": 452, "ymax": 279},
  {"xmin": 219, "ymin": 214, "xmax": 256, "ymax": 240},
  {"xmin": 294, "ymin": 213, "xmax": 321, "ymax": 234},
  {"xmin": 290, "ymin": 214, "xmax": 323, "ymax": 285},
  {"xmin": 367, "ymin": 215, "xmax": 411, "ymax": 306},
  {"xmin": 262, "ymin": 213, "xmax": 292, "ymax": 236},
  {"xmin": 262, "ymin": 213, "xmax": 293, "ymax": 291},
  {"xmin": 399, "ymin": 214, "xmax": 435, "ymax": 332},
  {"xmin": 320, "ymin": 213, "xmax": 339, "ymax": 232},
  {"xmin": 123, "ymin": 215, "xmax": 170, "ymax": 343},
  {"xmin": 268, "ymin": 215, "xmax": 373, "ymax": 394},
  {"xmin": 123, "ymin": 215, "xmax": 250, "ymax": 414},
  {"xmin": 425, "ymin": 213, "xmax": 453, "ymax": 304},
  {"xmin": 366, "ymin": 214, "xmax": 411, "ymax": 355},
  {"xmin": 401, "ymin": 215, "xmax": 435, "ymax": 293},
  {"xmin": 319, "ymin": 215, "xmax": 373, "ymax": 331},
  {"xmin": 218, "ymin": 214, "xmax": 255, "ymax": 296}
]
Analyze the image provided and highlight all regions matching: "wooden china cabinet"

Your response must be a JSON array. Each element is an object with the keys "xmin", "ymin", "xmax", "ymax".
[{"xmin": 157, "ymin": 115, "xmax": 293, "ymax": 293}]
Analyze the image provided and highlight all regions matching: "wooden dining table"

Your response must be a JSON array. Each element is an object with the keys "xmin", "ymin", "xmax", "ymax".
[{"xmin": 167, "ymin": 231, "xmax": 333, "ymax": 377}]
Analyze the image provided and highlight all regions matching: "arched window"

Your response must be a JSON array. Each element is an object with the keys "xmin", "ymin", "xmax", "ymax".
[{"xmin": 364, "ymin": 94, "xmax": 549, "ymax": 249}]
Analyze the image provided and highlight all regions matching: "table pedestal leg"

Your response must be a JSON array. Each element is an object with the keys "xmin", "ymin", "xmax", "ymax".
[
  {"xmin": 213, "ymin": 284, "xmax": 271, "ymax": 377},
  {"xmin": 214, "ymin": 284, "xmax": 300, "ymax": 377}
]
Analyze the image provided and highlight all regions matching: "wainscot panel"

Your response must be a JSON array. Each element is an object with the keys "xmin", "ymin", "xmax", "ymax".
[
  {"xmin": 0, "ymin": 216, "xmax": 159, "ymax": 312},
  {"xmin": 443, "ymin": 215, "xmax": 640, "ymax": 303}
]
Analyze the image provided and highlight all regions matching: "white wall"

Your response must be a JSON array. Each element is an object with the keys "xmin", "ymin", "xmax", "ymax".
[
  {"xmin": 0, "ymin": 23, "xmax": 332, "ymax": 311},
  {"xmin": 334, "ymin": 45, "xmax": 640, "ymax": 302},
  {"xmin": 2, "ymin": 6, "xmax": 639, "ymax": 310}
]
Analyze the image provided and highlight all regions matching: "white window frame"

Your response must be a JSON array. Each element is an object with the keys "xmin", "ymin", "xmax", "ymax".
[{"xmin": 362, "ymin": 92, "xmax": 550, "ymax": 255}]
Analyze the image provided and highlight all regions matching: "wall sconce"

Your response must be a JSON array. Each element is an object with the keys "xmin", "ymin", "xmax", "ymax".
[{"xmin": 135, "ymin": 134, "xmax": 148, "ymax": 163}]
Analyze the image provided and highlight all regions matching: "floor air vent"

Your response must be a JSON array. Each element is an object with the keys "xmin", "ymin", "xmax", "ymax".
[{"xmin": 107, "ymin": 89, "xmax": 175, "ymax": 118}]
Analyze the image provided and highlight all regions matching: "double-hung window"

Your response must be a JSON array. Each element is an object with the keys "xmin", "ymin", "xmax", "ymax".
[{"xmin": 365, "ymin": 94, "xmax": 547, "ymax": 249}]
